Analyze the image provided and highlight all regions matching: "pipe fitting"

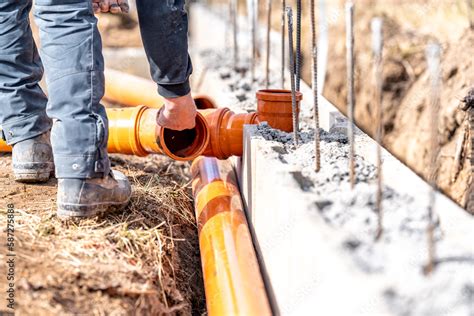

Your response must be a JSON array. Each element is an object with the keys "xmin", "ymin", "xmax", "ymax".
[
  {"xmin": 107, "ymin": 106, "xmax": 210, "ymax": 161},
  {"xmin": 256, "ymin": 89, "xmax": 303, "ymax": 132},
  {"xmin": 200, "ymin": 108, "xmax": 259, "ymax": 159}
]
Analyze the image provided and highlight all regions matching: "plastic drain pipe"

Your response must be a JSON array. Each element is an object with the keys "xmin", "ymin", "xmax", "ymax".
[
  {"xmin": 0, "ymin": 107, "xmax": 211, "ymax": 162},
  {"xmin": 0, "ymin": 104, "xmax": 290, "ymax": 160},
  {"xmin": 107, "ymin": 106, "xmax": 210, "ymax": 161},
  {"xmin": 191, "ymin": 156, "xmax": 272, "ymax": 316}
]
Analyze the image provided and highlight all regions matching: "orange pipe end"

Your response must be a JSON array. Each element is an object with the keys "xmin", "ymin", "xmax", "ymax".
[
  {"xmin": 200, "ymin": 108, "xmax": 258, "ymax": 159},
  {"xmin": 106, "ymin": 106, "xmax": 210, "ymax": 161},
  {"xmin": 0, "ymin": 138, "xmax": 11, "ymax": 152},
  {"xmin": 157, "ymin": 112, "xmax": 210, "ymax": 161},
  {"xmin": 104, "ymin": 68, "xmax": 165, "ymax": 108},
  {"xmin": 256, "ymin": 89, "xmax": 303, "ymax": 132},
  {"xmin": 191, "ymin": 157, "xmax": 271, "ymax": 316}
]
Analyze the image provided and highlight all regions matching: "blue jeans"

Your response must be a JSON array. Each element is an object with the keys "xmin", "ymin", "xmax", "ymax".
[{"xmin": 0, "ymin": 0, "xmax": 192, "ymax": 178}]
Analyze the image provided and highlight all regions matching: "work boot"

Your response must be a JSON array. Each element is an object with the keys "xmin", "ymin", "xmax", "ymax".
[
  {"xmin": 57, "ymin": 170, "xmax": 132, "ymax": 219},
  {"xmin": 12, "ymin": 132, "xmax": 54, "ymax": 183}
]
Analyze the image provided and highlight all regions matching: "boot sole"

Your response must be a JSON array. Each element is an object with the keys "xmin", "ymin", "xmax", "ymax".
[
  {"xmin": 57, "ymin": 199, "xmax": 130, "ymax": 219},
  {"xmin": 14, "ymin": 171, "xmax": 53, "ymax": 183},
  {"xmin": 13, "ymin": 162, "xmax": 54, "ymax": 183}
]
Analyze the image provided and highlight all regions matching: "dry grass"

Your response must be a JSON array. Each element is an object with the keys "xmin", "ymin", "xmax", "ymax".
[{"xmin": 0, "ymin": 154, "xmax": 205, "ymax": 315}]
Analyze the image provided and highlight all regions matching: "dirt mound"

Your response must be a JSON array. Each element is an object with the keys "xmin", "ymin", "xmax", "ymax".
[{"xmin": 323, "ymin": 4, "xmax": 473, "ymax": 211}]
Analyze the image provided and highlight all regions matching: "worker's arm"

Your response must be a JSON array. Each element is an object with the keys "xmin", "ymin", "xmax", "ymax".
[{"xmin": 135, "ymin": 0, "xmax": 196, "ymax": 131}]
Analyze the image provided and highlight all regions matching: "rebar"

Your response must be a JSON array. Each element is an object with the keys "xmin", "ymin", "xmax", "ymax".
[
  {"xmin": 371, "ymin": 17, "xmax": 384, "ymax": 241},
  {"xmin": 346, "ymin": 1, "xmax": 355, "ymax": 187},
  {"xmin": 281, "ymin": 0, "xmax": 286, "ymax": 88},
  {"xmin": 231, "ymin": 0, "xmax": 239, "ymax": 70},
  {"xmin": 265, "ymin": 0, "xmax": 273, "ymax": 89},
  {"xmin": 250, "ymin": 0, "xmax": 257, "ymax": 82},
  {"xmin": 469, "ymin": 0, "xmax": 473, "ymax": 29},
  {"xmin": 287, "ymin": 7, "xmax": 298, "ymax": 145},
  {"xmin": 310, "ymin": 0, "xmax": 320, "ymax": 172},
  {"xmin": 424, "ymin": 42, "xmax": 442, "ymax": 276},
  {"xmin": 295, "ymin": 0, "xmax": 302, "ymax": 92}
]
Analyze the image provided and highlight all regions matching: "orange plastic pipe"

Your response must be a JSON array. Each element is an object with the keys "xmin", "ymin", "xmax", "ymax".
[
  {"xmin": 107, "ymin": 106, "xmax": 210, "ymax": 161},
  {"xmin": 0, "ymin": 106, "xmax": 253, "ymax": 160},
  {"xmin": 201, "ymin": 108, "xmax": 258, "ymax": 159},
  {"xmin": 104, "ymin": 68, "xmax": 165, "ymax": 108},
  {"xmin": 191, "ymin": 156, "xmax": 271, "ymax": 316},
  {"xmin": 0, "ymin": 138, "xmax": 10, "ymax": 152}
]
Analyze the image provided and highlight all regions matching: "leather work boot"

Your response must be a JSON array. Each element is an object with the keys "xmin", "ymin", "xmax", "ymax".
[
  {"xmin": 57, "ymin": 170, "xmax": 132, "ymax": 219},
  {"xmin": 12, "ymin": 132, "xmax": 54, "ymax": 183}
]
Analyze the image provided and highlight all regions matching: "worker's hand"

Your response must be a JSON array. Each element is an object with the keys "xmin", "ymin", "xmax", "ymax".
[
  {"xmin": 92, "ymin": 0, "xmax": 129, "ymax": 14},
  {"xmin": 158, "ymin": 94, "xmax": 197, "ymax": 131}
]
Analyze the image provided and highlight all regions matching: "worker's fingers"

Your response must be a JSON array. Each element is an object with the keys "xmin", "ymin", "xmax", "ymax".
[
  {"xmin": 118, "ymin": 0, "xmax": 130, "ymax": 13},
  {"xmin": 92, "ymin": 2, "xmax": 101, "ymax": 14},
  {"xmin": 109, "ymin": 3, "xmax": 121, "ymax": 14},
  {"xmin": 100, "ymin": 0, "xmax": 111, "ymax": 13}
]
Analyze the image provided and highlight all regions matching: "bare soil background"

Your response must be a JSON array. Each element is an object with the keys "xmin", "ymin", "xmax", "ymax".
[{"xmin": 320, "ymin": 1, "xmax": 473, "ymax": 211}]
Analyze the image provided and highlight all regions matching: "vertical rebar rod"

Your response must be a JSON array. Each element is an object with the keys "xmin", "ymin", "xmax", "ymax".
[
  {"xmin": 371, "ymin": 17, "xmax": 384, "ymax": 241},
  {"xmin": 231, "ymin": 0, "xmax": 239, "ymax": 70},
  {"xmin": 250, "ymin": 0, "xmax": 257, "ymax": 82},
  {"xmin": 469, "ymin": 0, "xmax": 474, "ymax": 29},
  {"xmin": 281, "ymin": 0, "xmax": 286, "ymax": 88},
  {"xmin": 424, "ymin": 42, "xmax": 442, "ymax": 276},
  {"xmin": 310, "ymin": 0, "xmax": 320, "ymax": 172},
  {"xmin": 346, "ymin": 1, "xmax": 355, "ymax": 188},
  {"xmin": 265, "ymin": 0, "xmax": 273, "ymax": 88},
  {"xmin": 295, "ymin": 0, "xmax": 302, "ymax": 92},
  {"xmin": 287, "ymin": 7, "xmax": 298, "ymax": 145}
]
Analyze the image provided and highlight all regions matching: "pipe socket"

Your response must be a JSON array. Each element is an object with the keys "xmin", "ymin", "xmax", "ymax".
[
  {"xmin": 256, "ymin": 89, "xmax": 303, "ymax": 132},
  {"xmin": 201, "ymin": 108, "xmax": 259, "ymax": 159},
  {"xmin": 107, "ymin": 106, "xmax": 210, "ymax": 161}
]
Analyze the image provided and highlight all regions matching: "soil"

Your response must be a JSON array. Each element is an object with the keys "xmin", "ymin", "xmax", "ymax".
[
  {"xmin": 321, "ymin": 1, "xmax": 473, "ymax": 211},
  {"xmin": 0, "ymin": 153, "xmax": 206, "ymax": 315}
]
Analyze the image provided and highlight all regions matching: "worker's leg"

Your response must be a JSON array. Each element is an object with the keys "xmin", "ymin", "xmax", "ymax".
[
  {"xmin": 33, "ymin": 0, "xmax": 109, "ymax": 179},
  {"xmin": 0, "ymin": 0, "xmax": 54, "ymax": 182},
  {"xmin": 135, "ymin": 0, "xmax": 193, "ymax": 98},
  {"xmin": 33, "ymin": 0, "xmax": 131, "ymax": 217},
  {"xmin": 0, "ymin": 0, "xmax": 51, "ymax": 145}
]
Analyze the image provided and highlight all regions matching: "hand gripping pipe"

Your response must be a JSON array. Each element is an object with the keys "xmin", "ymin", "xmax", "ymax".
[
  {"xmin": 191, "ymin": 156, "xmax": 272, "ymax": 316},
  {"xmin": 0, "ymin": 69, "xmax": 303, "ymax": 160},
  {"xmin": 0, "ymin": 106, "xmax": 257, "ymax": 160}
]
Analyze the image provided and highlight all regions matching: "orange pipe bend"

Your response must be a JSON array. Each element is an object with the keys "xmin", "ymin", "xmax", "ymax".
[
  {"xmin": 201, "ymin": 108, "xmax": 258, "ymax": 159},
  {"xmin": 107, "ymin": 106, "xmax": 210, "ymax": 161},
  {"xmin": 191, "ymin": 156, "xmax": 271, "ymax": 316},
  {"xmin": 0, "ymin": 107, "xmax": 253, "ymax": 160}
]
